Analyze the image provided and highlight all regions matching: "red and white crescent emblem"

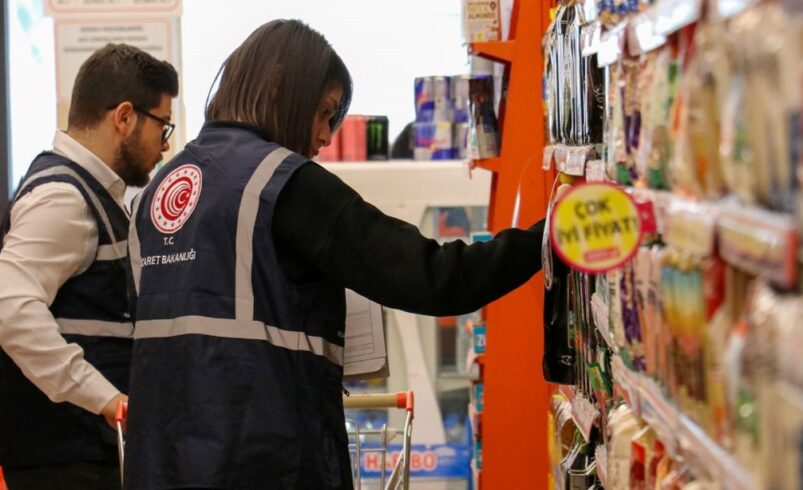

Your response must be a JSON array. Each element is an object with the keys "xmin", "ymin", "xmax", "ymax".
[{"xmin": 150, "ymin": 164, "xmax": 203, "ymax": 234}]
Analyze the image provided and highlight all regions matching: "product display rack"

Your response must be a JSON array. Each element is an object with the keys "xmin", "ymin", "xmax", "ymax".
[
  {"xmin": 548, "ymin": 186, "xmax": 782, "ymax": 489},
  {"xmin": 468, "ymin": 0, "xmax": 557, "ymax": 488},
  {"xmin": 541, "ymin": 0, "xmax": 802, "ymax": 488}
]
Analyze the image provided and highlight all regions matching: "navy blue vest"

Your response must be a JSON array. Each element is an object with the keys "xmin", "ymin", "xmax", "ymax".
[
  {"xmin": 126, "ymin": 126, "xmax": 351, "ymax": 490},
  {"xmin": 0, "ymin": 152, "xmax": 132, "ymax": 468}
]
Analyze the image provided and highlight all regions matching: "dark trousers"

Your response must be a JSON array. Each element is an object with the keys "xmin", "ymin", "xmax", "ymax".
[{"xmin": 3, "ymin": 461, "xmax": 119, "ymax": 490}]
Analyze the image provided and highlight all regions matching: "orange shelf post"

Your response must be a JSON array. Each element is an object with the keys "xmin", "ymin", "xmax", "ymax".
[{"xmin": 471, "ymin": 1, "xmax": 556, "ymax": 488}]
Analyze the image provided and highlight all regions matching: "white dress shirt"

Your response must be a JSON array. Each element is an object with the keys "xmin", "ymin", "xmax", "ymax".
[{"xmin": 0, "ymin": 131, "xmax": 127, "ymax": 415}]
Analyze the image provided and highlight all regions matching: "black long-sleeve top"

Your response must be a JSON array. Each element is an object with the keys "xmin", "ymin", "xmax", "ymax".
[{"xmin": 272, "ymin": 161, "xmax": 545, "ymax": 317}]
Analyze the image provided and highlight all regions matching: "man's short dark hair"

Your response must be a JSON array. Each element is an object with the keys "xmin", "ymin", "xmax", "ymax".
[{"xmin": 68, "ymin": 43, "xmax": 179, "ymax": 130}]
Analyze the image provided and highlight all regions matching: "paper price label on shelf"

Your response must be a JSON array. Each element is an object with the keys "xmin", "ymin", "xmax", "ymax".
[
  {"xmin": 585, "ymin": 159, "xmax": 607, "ymax": 183},
  {"xmin": 655, "ymin": 0, "xmax": 702, "ymax": 36},
  {"xmin": 628, "ymin": 10, "xmax": 667, "ymax": 56},
  {"xmin": 597, "ymin": 21, "xmax": 627, "ymax": 67},
  {"xmin": 565, "ymin": 147, "xmax": 588, "ymax": 176},
  {"xmin": 542, "ymin": 145, "xmax": 555, "ymax": 171},
  {"xmin": 550, "ymin": 183, "xmax": 643, "ymax": 273},
  {"xmin": 553, "ymin": 145, "xmax": 569, "ymax": 172}
]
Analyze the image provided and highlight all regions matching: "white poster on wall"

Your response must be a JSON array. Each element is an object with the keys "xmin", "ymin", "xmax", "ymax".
[
  {"xmin": 54, "ymin": 18, "xmax": 175, "ymax": 101},
  {"xmin": 45, "ymin": 0, "xmax": 181, "ymax": 17}
]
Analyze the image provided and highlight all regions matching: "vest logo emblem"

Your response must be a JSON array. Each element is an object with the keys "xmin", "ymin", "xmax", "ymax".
[{"xmin": 151, "ymin": 164, "xmax": 203, "ymax": 234}]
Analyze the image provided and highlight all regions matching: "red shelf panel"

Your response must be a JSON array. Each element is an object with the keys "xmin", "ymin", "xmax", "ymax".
[
  {"xmin": 478, "ymin": 1, "xmax": 556, "ymax": 489},
  {"xmin": 471, "ymin": 157, "xmax": 503, "ymax": 173}
]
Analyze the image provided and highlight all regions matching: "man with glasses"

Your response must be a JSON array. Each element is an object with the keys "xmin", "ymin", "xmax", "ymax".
[
  {"xmin": 0, "ymin": 44, "xmax": 178, "ymax": 489},
  {"xmin": 134, "ymin": 108, "xmax": 176, "ymax": 145}
]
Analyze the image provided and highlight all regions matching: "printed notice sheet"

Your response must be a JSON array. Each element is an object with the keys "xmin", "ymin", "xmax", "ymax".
[{"xmin": 343, "ymin": 289, "xmax": 388, "ymax": 380}]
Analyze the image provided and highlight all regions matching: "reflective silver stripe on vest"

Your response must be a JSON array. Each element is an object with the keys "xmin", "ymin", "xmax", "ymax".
[
  {"xmin": 97, "ymin": 240, "xmax": 128, "ymax": 261},
  {"xmin": 17, "ymin": 165, "xmax": 120, "ymax": 246},
  {"xmin": 57, "ymin": 319, "xmax": 134, "ymax": 338},
  {"xmin": 129, "ymin": 193, "xmax": 144, "ymax": 295},
  {"xmin": 131, "ymin": 149, "xmax": 344, "ymax": 365},
  {"xmin": 134, "ymin": 316, "xmax": 344, "ymax": 366},
  {"xmin": 234, "ymin": 147, "xmax": 292, "ymax": 321}
]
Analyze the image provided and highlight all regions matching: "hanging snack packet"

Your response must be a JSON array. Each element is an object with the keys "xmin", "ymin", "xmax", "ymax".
[{"xmin": 467, "ymin": 75, "xmax": 500, "ymax": 159}]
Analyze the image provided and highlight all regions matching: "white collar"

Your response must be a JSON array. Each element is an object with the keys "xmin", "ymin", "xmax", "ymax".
[{"xmin": 51, "ymin": 131, "xmax": 127, "ymax": 209}]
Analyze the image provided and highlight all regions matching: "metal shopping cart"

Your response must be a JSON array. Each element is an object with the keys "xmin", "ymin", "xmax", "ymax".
[
  {"xmin": 115, "ymin": 391, "xmax": 414, "ymax": 489},
  {"xmin": 344, "ymin": 391, "xmax": 414, "ymax": 490},
  {"xmin": 115, "ymin": 401, "xmax": 127, "ymax": 488}
]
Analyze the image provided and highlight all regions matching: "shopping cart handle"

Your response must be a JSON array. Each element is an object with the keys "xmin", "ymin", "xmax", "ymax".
[
  {"xmin": 343, "ymin": 391, "xmax": 414, "ymax": 417},
  {"xmin": 396, "ymin": 391, "xmax": 414, "ymax": 415},
  {"xmin": 115, "ymin": 400, "xmax": 128, "ymax": 424},
  {"xmin": 115, "ymin": 400, "xmax": 127, "ymax": 488}
]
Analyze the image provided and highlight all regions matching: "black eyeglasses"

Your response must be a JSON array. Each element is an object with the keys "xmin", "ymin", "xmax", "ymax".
[{"xmin": 133, "ymin": 107, "xmax": 175, "ymax": 144}]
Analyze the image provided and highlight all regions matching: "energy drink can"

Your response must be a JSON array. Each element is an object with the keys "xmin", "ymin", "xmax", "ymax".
[
  {"xmin": 340, "ymin": 115, "xmax": 367, "ymax": 162},
  {"xmin": 413, "ymin": 122, "xmax": 454, "ymax": 161},
  {"xmin": 454, "ymin": 122, "xmax": 469, "ymax": 159},
  {"xmin": 366, "ymin": 116, "xmax": 389, "ymax": 161},
  {"xmin": 432, "ymin": 76, "xmax": 453, "ymax": 122},
  {"xmin": 415, "ymin": 76, "xmax": 452, "ymax": 122},
  {"xmin": 415, "ymin": 76, "xmax": 434, "ymax": 122},
  {"xmin": 451, "ymin": 75, "xmax": 472, "ymax": 123}
]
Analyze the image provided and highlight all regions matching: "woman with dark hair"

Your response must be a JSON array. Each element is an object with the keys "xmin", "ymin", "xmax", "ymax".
[
  {"xmin": 125, "ymin": 19, "xmax": 544, "ymax": 489},
  {"xmin": 204, "ymin": 20, "xmax": 352, "ymax": 156}
]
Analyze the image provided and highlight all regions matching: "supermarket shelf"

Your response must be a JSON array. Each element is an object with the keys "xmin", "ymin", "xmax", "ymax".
[
  {"xmin": 591, "ymin": 0, "xmax": 706, "ymax": 64},
  {"xmin": 326, "ymin": 159, "xmax": 466, "ymax": 166},
  {"xmin": 611, "ymin": 355, "xmax": 757, "ymax": 490},
  {"xmin": 323, "ymin": 159, "xmax": 491, "ymax": 225},
  {"xmin": 545, "ymin": 144, "xmax": 597, "ymax": 176},
  {"xmin": 469, "ymin": 40, "xmax": 516, "ymax": 63},
  {"xmin": 626, "ymin": 188, "xmax": 798, "ymax": 289},
  {"xmin": 676, "ymin": 412, "xmax": 755, "ymax": 490}
]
